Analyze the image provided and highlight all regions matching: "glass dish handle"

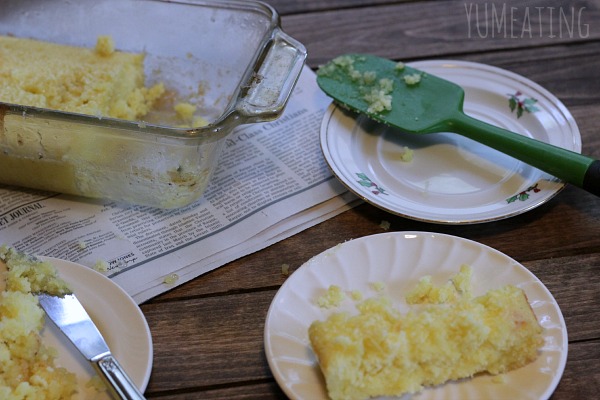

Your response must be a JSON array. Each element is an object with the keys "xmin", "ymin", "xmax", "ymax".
[{"xmin": 237, "ymin": 28, "xmax": 307, "ymax": 122}]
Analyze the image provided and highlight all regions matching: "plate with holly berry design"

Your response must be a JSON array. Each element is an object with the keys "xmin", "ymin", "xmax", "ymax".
[{"xmin": 320, "ymin": 60, "xmax": 581, "ymax": 224}]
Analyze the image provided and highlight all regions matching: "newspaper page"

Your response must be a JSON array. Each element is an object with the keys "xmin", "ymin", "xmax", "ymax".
[{"xmin": 0, "ymin": 67, "xmax": 359, "ymax": 303}]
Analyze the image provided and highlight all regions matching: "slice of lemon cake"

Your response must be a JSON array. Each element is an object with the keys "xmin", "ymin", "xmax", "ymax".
[
  {"xmin": 0, "ymin": 35, "xmax": 164, "ymax": 120},
  {"xmin": 308, "ymin": 267, "xmax": 544, "ymax": 400},
  {"xmin": 0, "ymin": 245, "xmax": 77, "ymax": 399}
]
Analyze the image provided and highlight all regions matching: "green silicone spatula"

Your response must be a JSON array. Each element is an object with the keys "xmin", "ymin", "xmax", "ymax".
[{"xmin": 317, "ymin": 54, "xmax": 600, "ymax": 196}]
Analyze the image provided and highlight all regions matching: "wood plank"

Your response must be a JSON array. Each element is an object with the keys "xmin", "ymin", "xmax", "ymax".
[
  {"xmin": 267, "ymin": 0, "xmax": 404, "ymax": 15},
  {"xmin": 145, "ymin": 381, "xmax": 285, "ymax": 400},
  {"xmin": 550, "ymin": 339, "xmax": 600, "ymax": 399},
  {"xmin": 453, "ymin": 42, "xmax": 600, "ymax": 108},
  {"xmin": 572, "ymin": 105, "xmax": 600, "ymax": 158},
  {"xmin": 142, "ymin": 291, "xmax": 276, "ymax": 394},
  {"xmin": 280, "ymin": 0, "xmax": 600, "ymax": 67},
  {"xmin": 525, "ymin": 254, "xmax": 600, "ymax": 342}
]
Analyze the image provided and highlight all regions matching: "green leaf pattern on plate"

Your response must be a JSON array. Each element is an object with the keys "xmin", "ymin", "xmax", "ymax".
[
  {"xmin": 508, "ymin": 91, "xmax": 540, "ymax": 118},
  {"xmin": 507, "ymin": 183, "xmax": 541, "ymax": 203},
  {"xmin": 356, "ymin": 173, "xmax": 388, "ymax": 195}
]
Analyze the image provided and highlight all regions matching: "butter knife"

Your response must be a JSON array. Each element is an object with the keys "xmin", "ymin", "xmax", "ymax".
[{"xmin": 38, "ymin": 292, "xmax": 146, "ymax": 400}]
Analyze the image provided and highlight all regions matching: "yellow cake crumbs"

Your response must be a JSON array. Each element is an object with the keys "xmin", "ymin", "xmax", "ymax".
[
  {"xmin": 318, "ymin": 55, "xmax": 395, "ymax": 114},
  {"xmin": 406, "ymin": 264, "xmax": 473, "ymax": 305},
  {"xmin": 86, "ymin": 375, "xmax": 107, "ymax": 392},
  {"xmin": 317, "ymin": 285, "xmax": 346, "ymax": 309},
  {"xmin": 361, "ymin": 71, "xmax": 377, "ymax": 85},
  {"xmin": 192, "ymin": 116, "xmax": 209, "ymax": 127},
  {"xmin": 451, "ymin": 263, "xmax": 474, "ymax": 295},
  {"xmin": 309, "ymin": 265, "xmax": 543, "ymax": 400},
  {"xmin": 281, "ymin": 264, "xmax": 290, "ymax": 276},
  {"xmin": 0, "ymin": 35, "xmax": 165, "ymax": 121},
  {"xmin": 174, "ymin": 102, "xmax": 209, "ymax": 128},
  {"xmin": 174, "ymin": 102, "xmax": 196, "ymax": 121},
  {"xmin": 93, "ymin": 259, "xmax": 109, "ymax": 273},
  {"xmin": 402, "ymin": 72, "xmax": 422, "ymax": 85},
  {"xmin": 318, "ymin": 55, "xmax": 430, "ymax": 116},
  {"xmin": 350, "ymin": 290, "xmax": 363, "ymax": 302},
  {"xmin": 399, "ymin": 146, "xmax": 414, "ymax": 162},
  {"xmin": 95, "ymin": 35, "xmax": 115, "ymax": 57},
  {"xmin": 369, "ymin": 281, "xmax": 386, "ymax": 293},
  {"xmin": 363, "ymin": 78, "xmax": 394, "ymax": 113},
  {"xmin": 0, "ymin": 245, "xmax": 78, "ymax": 399},
  {"xmin": 379, "ymin": 220, "xmax": 391, "ymax": 231},
  {"xmin": 163, "ymin": 273, "xmax": 179, "ymax": 285}
]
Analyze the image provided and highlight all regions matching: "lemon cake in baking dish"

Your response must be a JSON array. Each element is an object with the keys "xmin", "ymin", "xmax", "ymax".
[
  {"xmin": 0, "ymin": 35, "xmax": 164, "ymax": 120},
  {"xmin": 308, "ymin": 266, "xmax": 544, "ymax": 400},
  {"xmin": 0, "ymin": 245, "xmax": 77, "ymax": 399}
]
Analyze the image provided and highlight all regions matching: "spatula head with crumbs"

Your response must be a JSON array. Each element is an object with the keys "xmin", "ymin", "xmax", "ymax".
[{"xmin": 316, "ymin": 54, "xmax": 465, "ymax": 134}]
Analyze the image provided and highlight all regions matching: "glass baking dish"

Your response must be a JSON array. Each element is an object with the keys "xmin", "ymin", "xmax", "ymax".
[{"xmin": 0, "ymin": 0, "xmax": 306, "ymax": 208}]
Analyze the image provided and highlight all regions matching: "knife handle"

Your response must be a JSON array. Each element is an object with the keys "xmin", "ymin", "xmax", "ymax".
[{"xmin": 93, "ymin": 354, "xmax": 146, "ymax": 400}]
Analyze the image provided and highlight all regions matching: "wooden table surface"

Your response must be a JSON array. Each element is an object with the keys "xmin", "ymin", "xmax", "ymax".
[{"xmin": 141, "ymin": 1, "xmax": 600, "ymax": 398}]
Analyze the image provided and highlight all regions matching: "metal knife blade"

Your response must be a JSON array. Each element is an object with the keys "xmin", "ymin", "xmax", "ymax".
[{"xmin": 38, "ymin": 293, "xmax": 146, "ymax": 400}]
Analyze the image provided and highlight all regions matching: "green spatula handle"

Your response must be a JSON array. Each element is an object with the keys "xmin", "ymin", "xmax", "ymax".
[{"xmin": 448, "ymin": 112, "xmax": 600, "ymax": 196}]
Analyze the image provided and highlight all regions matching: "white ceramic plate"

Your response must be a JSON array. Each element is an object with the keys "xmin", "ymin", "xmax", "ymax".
[
  {"xmin": 41, "ymin": 257, "xmax": 152, "ymax": 399},
  {"xmin": 264, "ymin": 232, "xmax": 567, "ymax": 400},
  {"xmin": 320, "ymin": 60, "xmax": 581, "ymax": 224}
]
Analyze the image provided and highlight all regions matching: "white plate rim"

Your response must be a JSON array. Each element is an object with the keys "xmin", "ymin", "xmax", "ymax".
[
  {"xmin": 264, "ymin": 231, "xmax": 568, "ymax": 400},
  {"xmin": 41, "ymin": 256, "xmax": 153, "ymax": 398},
  {"xmin": 320, "ymin": 60, "xmax": 581, "ymax": 224}
]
